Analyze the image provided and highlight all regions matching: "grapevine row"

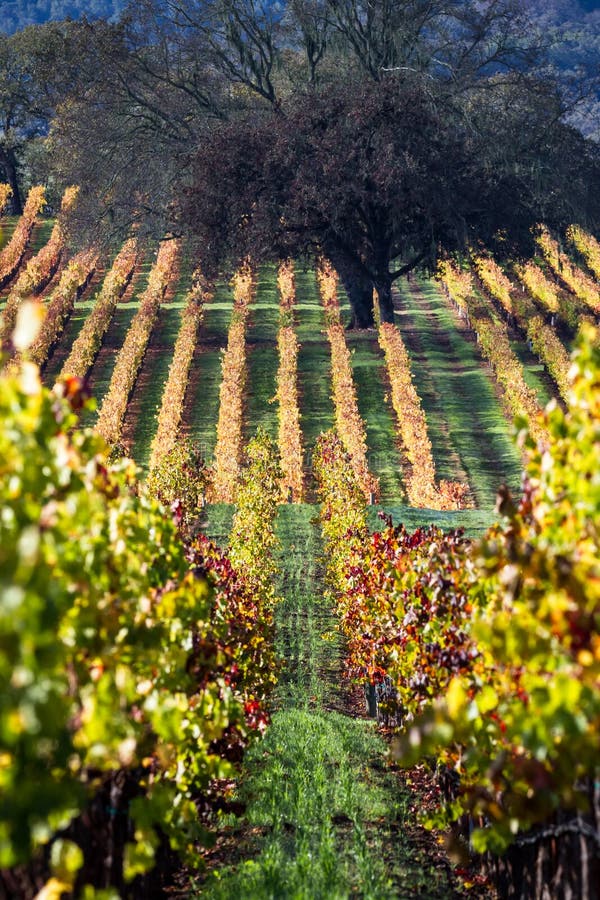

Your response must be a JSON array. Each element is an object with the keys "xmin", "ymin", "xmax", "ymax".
[
  {"xmin": 59, "ymin": 238, "xmax": 138, "ymax": 379},
  {"xmin": 7, "ymin": 248, "xmax": 98, "ymax": 372},
  {"xmin": 1, "ymin": 186, "xmax": 79, "ymax": 348},
  {"xmin": 96, "ymin": 239, "xmax": 179, "ymax": 446},
  {"xmin": 0, "ymin": 185, "xmax": 46, "ymax": 290},
  {"xmin": 398, "ymin": 326, "xmax": 600, "ymax": 870},
  {"xmin": 314, "ymin": 431, "xmax": 472, "ymax": 725},
  {"xmin": 439, "ymin": 261, "xmax": 548, "ymax": 447},
  {"xmin": 513, "ymin": 260, "xmax": 580, "ymax": 329},
  {"xmin": 147, "ymin": 271, "xmax": 211, "ymax": 474},
  {"xmin": 210, "ymin": 263, "xmax": 253, "ymax": 502},
  {"xmin": 317, "ymin": 259, "xmax": 378, "ymax": 499},
  {"xmin": 0, "ymin": 349, "xmax": 280, "ymax": 893},
  {"xmin": 313, "ymin": 429, "xmax": 368, "ymax": 593},
  {"xmin": 15, "ymin": 186, "xmax": 78, "ymax": 294},
  {"xmin": 567, "ymin": 223, "xmax": 600, "ymax": 280},
  {"xmin": 378, "ymin": 319, "xmax": 470, "ymax": 509},
  {"xmin": 536, "ymin": 225, "xmax": 600, "ymax": 313},
  {"xmin": 0, "ymin": 183, "xmax": 12, "ymax": 213},
  {"xmin": 316, "ymin": 326, "xmax": 600, "ymax": 895},
  {"xmin": 1, "ymin": 187, "xmax": 49, "ymax": 344},
  {"xmin": 475, "ymin": 255, "xmax": 572, "ymax": 402},
  {"xmin": 275, "ymin": 260, "xmax": 304, "ymax": 501}
]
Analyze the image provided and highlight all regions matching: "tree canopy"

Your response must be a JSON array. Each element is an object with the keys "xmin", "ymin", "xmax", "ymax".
[
  {"xmin": 183, "ymin": 72, "xmax": 600, "ymax": 324},
  {"xmin": 1, "ymin": 0, "xmax": 599, "ymax": 324},
  {"xmin": 0, "ymin": 1, "xmax": 125, "ymax": 34}
]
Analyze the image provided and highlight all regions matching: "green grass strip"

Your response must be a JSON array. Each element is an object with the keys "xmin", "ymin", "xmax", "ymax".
[
  {"xmin": 183, "ymin": 280, "xmax": 234, "ymax": 462},
  {"xmin": 295, "ymin": 267, "xmax": 335, "ymax": 459},
  {"xmin": 510, "ymin": 339, "xmax": 557, "ymax": 409},
  {"xmin": 127, "ymin": 305, "xmax": 184, "ymax": 468},
  {"xmin": 347, "ymin": 334, "xmax": 406, "ymax": 503},
  {"xmin": 368, "ymin": 504, "xmax": 498, "ymax": 537},
  {"xmin": 79, "ymin": 304, "xmax": 139, "ymax": 429},
  {"xmin": 29, "ymin": 219, "xmax": 55, "ymax": 254},
  {"xmin": 249, "ymin": 263, "xmax": 280, "ymax": 342},
  {"xmin": 201, "ymin": 503, "xmax": 235, "ymax": 546},
  {"xmin": 294, "ymin": 264, "xmax": 330, "ymax": 343},
  {"xmin": 395, "ymin": 282, "xmax": 471, "ymax": 486},
  {"xmin": 202, "ymin": 280, "xmax": 234, "ymax": 343},
  {"xmin": 245, "ymin": 264, "xmax": 280, "ymax": 441},
  {"xmin": 41, "ymin": 300, "xmax": 93, "ymax": 385},
  {"xmin": 245, "ymin": 343, "xmax": 280, "ymax": 441}
]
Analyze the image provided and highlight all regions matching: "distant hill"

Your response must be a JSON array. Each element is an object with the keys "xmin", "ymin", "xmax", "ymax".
[
  {"xmin": 2, "ymin": 0, "xmax": 599, "ymax": 35},
  {"xmin": 0, "ymin": 1, "xmax": 126, "ymax": 34},
  {"xmin": 1, "ymin": 0, "xmax": 599, "ymax": 36}
]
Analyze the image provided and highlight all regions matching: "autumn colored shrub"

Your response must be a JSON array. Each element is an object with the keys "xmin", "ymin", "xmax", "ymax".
[
  {"xmin": 336, "ymin": 520, "xmax": 476, "ymax": 724},
  {"xmin": 146, "ymin": 439, "xmax": 208, "ymax": 536},
  {"xmin": 379, "ymin": 320, "xmax": 470, "ymax": 509},
  {"xmin": 567, "ymin": 223, "xmax": 600, "ymax": 280},
  {"xmin": 313, "ymin": 430, "xmax": 368, "ymax": 593},
  {"xmin": 317, "ymin": 259, "xmax": 379, "ymax": 499},
  {"xmin": 229, "ymin": 429, "xmax": 282, "ymax": 606},
  {"xmin": 397, "ymin": 325, "xmax": 600, "ymax": 853}
]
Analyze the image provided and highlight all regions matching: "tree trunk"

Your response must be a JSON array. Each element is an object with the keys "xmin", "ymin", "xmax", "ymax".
[
  {"xmin": 0, "ymin": 147, "xmax": 23, "ymax": 215},
  {"xmin": 327, "ymin": 247, "xmax": 375, "ymax": 328},
  {"xmin": 375, "ymin": 277, "xmax": 395, "ymax": 324}
]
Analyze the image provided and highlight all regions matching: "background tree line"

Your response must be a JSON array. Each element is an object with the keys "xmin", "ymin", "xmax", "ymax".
[
  {"xmin": 0, "ymin": 1, "xmax": 125, "ymax": 34},
  {"xmin": 1, "ymin": 0, "xmax": 600, "ymax": 325}
]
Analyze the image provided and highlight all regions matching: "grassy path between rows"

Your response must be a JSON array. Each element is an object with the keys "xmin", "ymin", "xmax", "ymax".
[
  {"xmin": 124, "ymin": 261, "xmax": 193, "ymax": 468},
  {"xmin": 183, "ymin": 280, "xmax": 234, "ymax": 462},
  {"xmin": 348, "ymin": 334, "xmax": 407, "ymax": 504},
  {"xmin": 79, "ymin": 303, "xmax": 139, "ymax": 429},
  {"xmin": 125, "ymin": 306, "xmax": 182, "ymax": 468},
  {"xmin": 510, "ymin": 338, "xmax": 559, "ymax": 409},
  {"xmin": 195, "ymin": 505, "xmax": 462, "ymax": 899},
  {"xmin": 295, "ymin": 267, "xmax": 335, "ymax": 491},
  {"xmin": 245, "ymin": 264, "xmax": 280, "ymax": 441}
]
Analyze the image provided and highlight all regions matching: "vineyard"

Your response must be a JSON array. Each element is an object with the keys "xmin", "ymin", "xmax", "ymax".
[{"xmin": 1, "ymin": 188, "xmax": 600, "ymax": 898}]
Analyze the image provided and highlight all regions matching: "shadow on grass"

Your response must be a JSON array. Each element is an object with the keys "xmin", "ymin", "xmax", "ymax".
[{"xmin": 396, "ymin": 279, "xmax": 522, "ymax": 508}]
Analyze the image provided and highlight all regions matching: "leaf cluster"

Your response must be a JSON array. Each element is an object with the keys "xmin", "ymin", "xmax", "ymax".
[
  {"xmin": 0, "ymin": 358, "xmax": 276, "ymax": 887},
  {"xmin": 394, "ymin": 325, "xmax": 600, "ymax": 852}
]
